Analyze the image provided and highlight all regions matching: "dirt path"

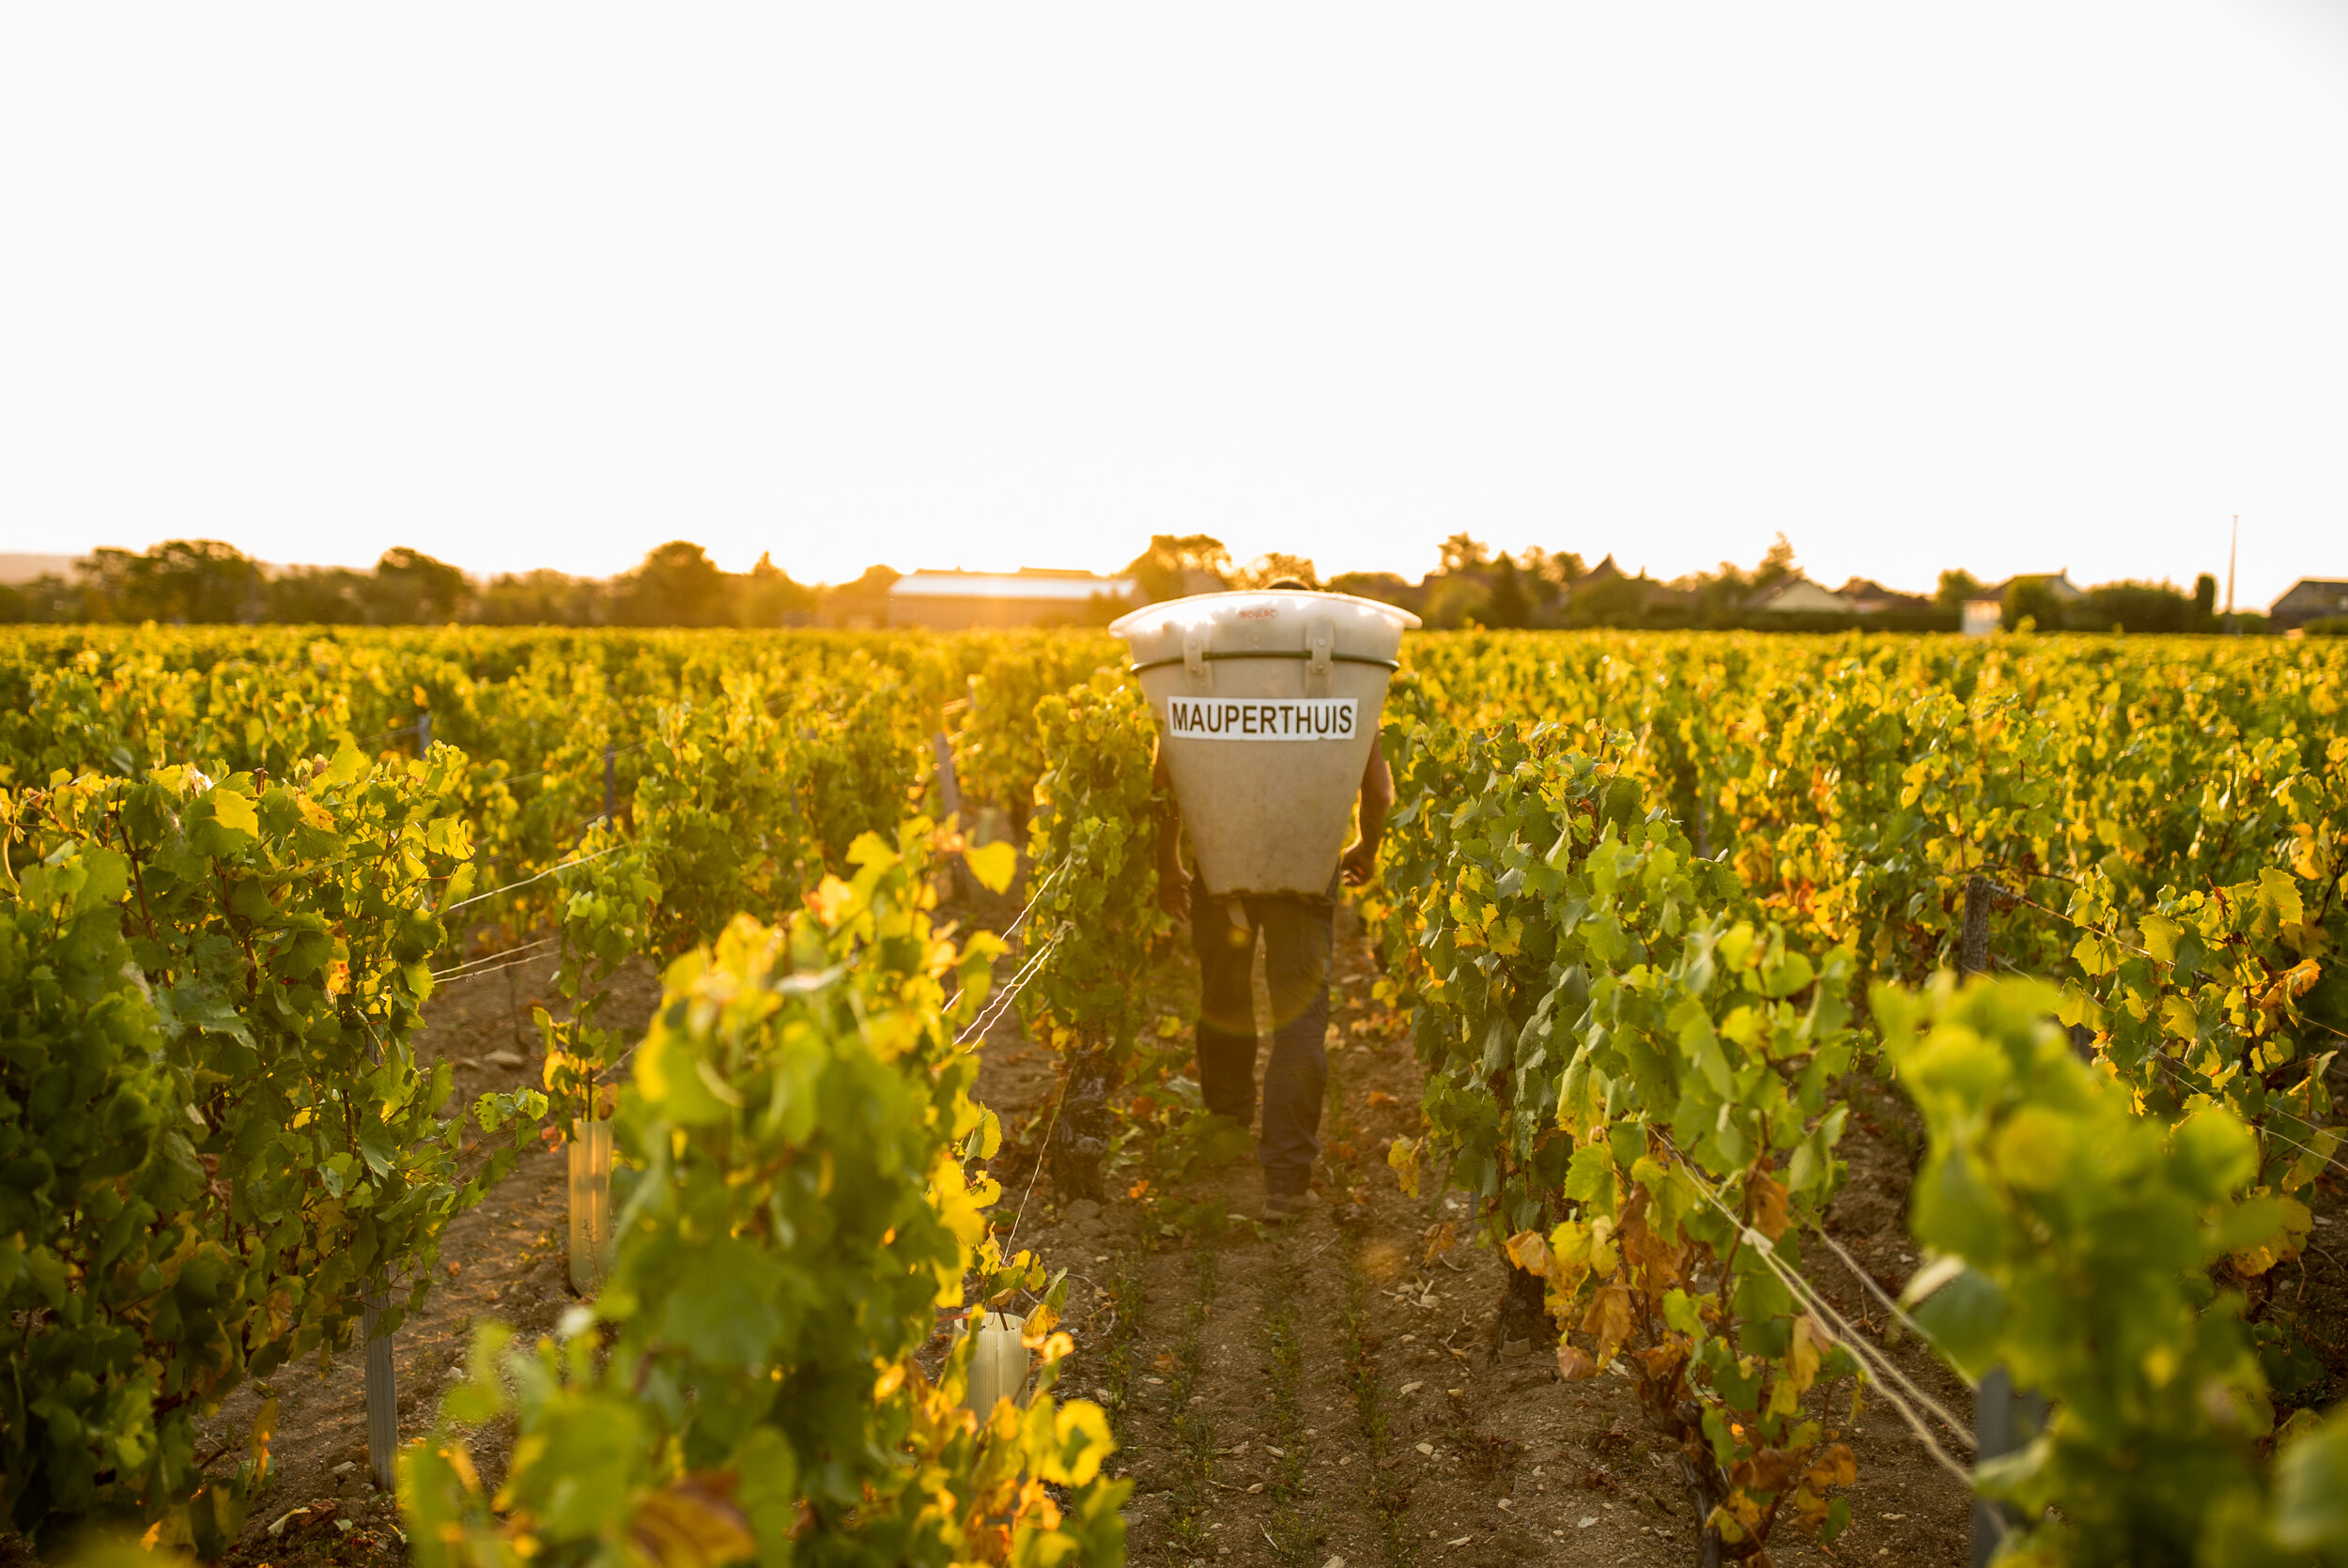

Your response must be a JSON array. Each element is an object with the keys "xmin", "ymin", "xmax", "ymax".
[{"xmin": 1016, "ymin": 904, "xmax": 1977, "ymax": 1568}]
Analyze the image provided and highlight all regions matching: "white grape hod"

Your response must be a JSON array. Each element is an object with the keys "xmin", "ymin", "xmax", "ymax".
[
  {"xmin": 957, "ymin": 1311, "xmax": 1031, "ymax": 1416},
  {"xmin": 1111, "ymin": 590, "xmax": 1419, "ymax": 898}
]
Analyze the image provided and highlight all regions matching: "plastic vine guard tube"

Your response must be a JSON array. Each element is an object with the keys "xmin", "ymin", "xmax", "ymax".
[
  {"xmin": 567, "ymin": 1117, "xmax": 613, "ymax": 1296},
  {"xmin": 1112, "ymin": 590, "xmax": 1419, "ymax": 898},
  {"xmin": 958, "ymin": 1311, "xmax": 1032, "ymax": 1415}
]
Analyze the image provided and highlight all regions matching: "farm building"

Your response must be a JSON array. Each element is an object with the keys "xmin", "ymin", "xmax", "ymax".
[
  {"xmin": 1748, "ymin": 576, "xmax": 1855, "ymax": 615},
  {"xmin": 885, "ymin": 568, "xmax": 1138, "ymax": 630},
  {"xmin": 1836, "ymin": 577, "xmax": 1932, "ymax": 614},
  {"xmin": 2269, "ymin": 578, "xmax": 2348, "ymax": 631}
]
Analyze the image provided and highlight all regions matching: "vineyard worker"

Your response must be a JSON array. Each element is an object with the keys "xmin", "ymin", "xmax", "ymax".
[{"xmin": 1151, "ymin": 580, "xmax": 1398, "ymax": 1224}]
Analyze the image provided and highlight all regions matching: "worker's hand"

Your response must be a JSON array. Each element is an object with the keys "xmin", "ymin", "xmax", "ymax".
[
  {"xmin": 1341, "ymin": 838, "xmax": 1379, "ymax": 886},
  {"xmin": 1157, "ymin": 864, "xmax": 1192, "ymax": 921}
]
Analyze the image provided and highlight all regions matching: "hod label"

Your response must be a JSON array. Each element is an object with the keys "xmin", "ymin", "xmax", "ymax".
[{"xmin": 1161, "ymin": 697, "xmax": 1356, "ymax": 742}]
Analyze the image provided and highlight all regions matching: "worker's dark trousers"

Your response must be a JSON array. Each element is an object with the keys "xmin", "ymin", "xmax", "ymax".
[{"xmin": 1192, "ymin": 877, "xmax": 1335, "ymax": 1196}]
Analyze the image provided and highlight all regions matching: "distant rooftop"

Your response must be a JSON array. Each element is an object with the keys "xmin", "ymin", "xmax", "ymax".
[
  {"xmin": 888, "ymin": 569, "xmax": 1136, "ymax": 603},
  {"xmin": 1983, "ymin": 571, "xmax": 2086, "ymax": 601}
]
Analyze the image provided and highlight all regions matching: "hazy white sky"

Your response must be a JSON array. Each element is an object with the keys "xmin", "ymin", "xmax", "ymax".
[{"xmin": 4, "ymin": 5, "xmax": 2343, "ymax": 606}]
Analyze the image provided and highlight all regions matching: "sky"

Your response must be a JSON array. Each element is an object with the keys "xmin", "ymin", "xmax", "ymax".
[{"xmin": 4, "ymin": 5, "xmax": 2344, "ymax": 608}]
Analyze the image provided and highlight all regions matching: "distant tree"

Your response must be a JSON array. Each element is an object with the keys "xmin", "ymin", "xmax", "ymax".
[
  {"xmin": 1485, "ymin": 555, "xmax": 1531, "ymax": 628},
  {"xmin": 0, "ymin": 583, "xmax": 23, "ymax": 624},
  {"xmin": 620, "ymin": 541, "xmax": 730, "ymax": 626},
  {"xmin": 1671, "ymin": 560, "xmax": 1752, "ymax": 624},
  {"xmin": 80, "ymin": 540, "xmax": 265, "ymax": 623},
  {"xmin": 1936, "ymin": 569, "xmax": 1985, "ymax": 612},
  {"xmin": 2080, "ymin": 580, "xmax": 2193, "ymax": 634},
  {"xmin": 1420, "ymin": 574, "xmax": 1491, "ymax": 629},
  {"xmin": 369, "ymin": 547, "xmax": 470, "ymax": 623},
  {"xmin": 1437, "ymin": 533, "xmax": 1492, "ymax": 576},
  {"xmin": 736, "ymin": 552, "xmax": 816, "ymax": 627},
  {"xmin": 1519, "ymin": 548, "xmax": 1585, "ymax": 617},
  {"xmin": 1563, "ymin": 571, "xmax": 1652, "ymax": 627},
  {"xmin": 1521, "ymin": 546, "xmax": 1585, "ymax": 589},
  {"xmin": 158, "ymin": 540, "xmax": 267, "ymax": 623},
  {"xmin": 267, "ymin": 566, "xmax": 371, "ymax": 624},
  {"xmin": 2193, "ymin": 573, "xmax": 2217, "ymax": 631},
  {"xmin": 10, "ymin": 574, "xmax": 82, "ymax": 623},
  {"xmin": 1123, "ymin": 535, "xmax": 1232, "ymax": 602},
  {"xmin": 71, "ymin": 548, "xmax": 144, "ymax": 621},
  {"xmin": 822, "ymin": 564, "xmax": 901, "ymax": 628},
  {"xmin": 1324, "ymin": 571, "xmax": 1421, "ymax": 615},
  {"xmin": 474, "ymin": 570, "xmax": 607, "ymax": 626},
  {"xmin": 1751, "ymin": 534, "xmax": 1799, "ymax": 594},
  {"xmin": 1233, "ymin": 553, "xmax": 1321, "ymax": 591},
  {"xmin": 2003, "ymin": 576, "xmax": 2066, "ymax": 632}
]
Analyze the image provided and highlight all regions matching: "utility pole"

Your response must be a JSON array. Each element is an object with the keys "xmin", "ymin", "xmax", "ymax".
[{"xmin": 2225, "ymin": 515, "xmax": 2239, "ymax": 636}]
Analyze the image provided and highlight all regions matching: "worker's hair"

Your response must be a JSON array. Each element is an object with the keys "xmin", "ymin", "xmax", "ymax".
[{"xmin": 1265, "ymin": 577, "xmax": 1311, "ymax": 592}]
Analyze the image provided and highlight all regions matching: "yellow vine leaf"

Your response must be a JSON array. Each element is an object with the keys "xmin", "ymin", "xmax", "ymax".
[
  {"xmin": 2260, "ymin": 960, "xmax": 2321, "ymax": 1011},
  {"xmin": 962, "ymin": 840, "xmax": 1017, "ymax": 895},
  {"xmin": 626, "ymin": 1474, "xmax": 754, "ymax": 1568},
  {"xmin": 209, "ymin": 787, "xmax": 259, "ymax": 838},
  {"xmin": 1387, "ymin": 1135, "xmax": 1421, "ymax": 1198},
  {"xmin": 1504, "ymin": 1229, "xmax": 1553, "ymax": 1280}
]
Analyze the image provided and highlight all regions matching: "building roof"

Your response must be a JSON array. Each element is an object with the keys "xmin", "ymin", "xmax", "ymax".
[
  {"xmin": 888, "ymin": 570, "xmax": 1137, "ymax": 603},
  {"xmin": 1837, "ymin": 576, "xmax": 1932, "ymax": 609},
  {"xmin": 1748, "ymin": 576, "xmax": 1855, "ymax": 614},
  {"xmin": 2271, "ymin": 578, "xmax": 2348, "ymax": 613}
]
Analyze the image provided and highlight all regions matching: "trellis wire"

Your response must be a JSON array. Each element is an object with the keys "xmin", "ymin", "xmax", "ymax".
[{"xmin": 443, "ymin": 844, "xmax": 625, "ymax": 914}]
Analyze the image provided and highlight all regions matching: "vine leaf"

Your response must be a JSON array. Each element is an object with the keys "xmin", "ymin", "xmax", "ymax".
[
  {"xmin": 962, "ymin": 840, "xmax": 1016, "ymax": 895},
  {"xmin": 628, "ymin": 1474, "xmax": 754, "ymax": 1568}
]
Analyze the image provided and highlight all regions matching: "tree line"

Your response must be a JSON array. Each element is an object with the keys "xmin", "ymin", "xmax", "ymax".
[
  {"xmin": 0, "ymin": 540, "xmax": 832, "ymax": 628},
  {"xmin": 1, "ymin": 531, "xmax": 2257, "ymax": 633},
  {"xmin": 1128, "ymin": 532, "xmax": 2250, "ymax": 633}
]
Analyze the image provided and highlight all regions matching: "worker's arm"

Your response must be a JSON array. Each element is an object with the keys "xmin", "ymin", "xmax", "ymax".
[
  {"xmin": 1340, "ymin": 744, "xmax": 1396, "ymax": 886},
  {"xmin": 1152, "ymin": 746, "xmax": 1191, "ymax": 919}
]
